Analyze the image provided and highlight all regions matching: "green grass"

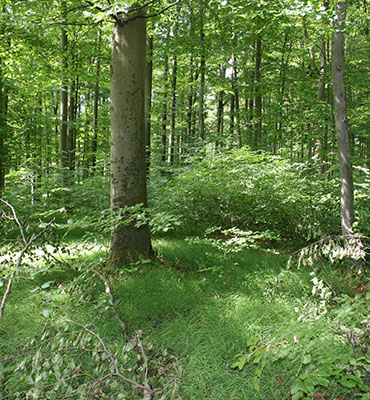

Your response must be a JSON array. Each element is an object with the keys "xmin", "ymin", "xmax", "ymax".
[{"xmin": 0, "ymin": 236, "xmax": 367, "ymax": 399}]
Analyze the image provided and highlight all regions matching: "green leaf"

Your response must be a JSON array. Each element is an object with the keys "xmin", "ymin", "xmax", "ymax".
[
  {"xmin": 292, "ymin": 392, "xmax": 304, "ymax": 400},
  {"xmin": 302, "ymin": 354, "xmax": 312, "ymax": 364},
  {"xmin": 41, "ymin": 308, "xmax": 52, "ymax": 318}
]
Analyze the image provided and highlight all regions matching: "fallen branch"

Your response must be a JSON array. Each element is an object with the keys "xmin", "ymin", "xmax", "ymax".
[
  {"xmin": 68, "ymin": 320, "xmax": 154, "ymax": 398},
  {"xmin": 0, "ymin": 199, "xmax": 55, "ymax": 325},
  {"xmin": 92, "ymin": 268, "xmax": 127, "ymax": 335}
]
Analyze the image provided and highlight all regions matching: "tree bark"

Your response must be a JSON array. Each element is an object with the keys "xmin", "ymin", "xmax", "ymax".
[
  {"xmin": 145, "ymin": 35, "xmax": 153, "ymax": 173},
  {"xmin": 109, "ymin": 11, "xmax": 153, "ymax": 265},
  {"xmin": 331, "ymin": 1, "xmax": 354, "ymax": 236}
]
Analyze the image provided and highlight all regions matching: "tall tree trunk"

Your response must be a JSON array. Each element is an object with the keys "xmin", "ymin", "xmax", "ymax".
[
  {"xmin": 186, "ymin": 55, "xmax": 195, "ymax": 153},
  {"xmin": 331, "ymin": 1, "xmax": 354, "ymax": 236},
  {"xmin": 145, "ymin": 35, "xmax": 153, "ymax": 173},
  {"xmin": 0, "ymin": 56, "xmax": 8, "ymax": 193},
  {"xmin": 167, "ymin": 55, "xmax": 177, "ymax": 166},
  {"xmin": 253, "ymin": 36, "xmax": 262, "ymax": 148},
  {"xmin": 161, "ymin": 55, "xmax": 169, "ymax": 166},
  {"xmin": 317, "ymin": 37, "xmax": 327, "ymax": 174},
  {"xmin": 68, "ymin": 77, "xmax": 77, "ymax": 175},
  {"xmin": 91, "ymin": 29, "xmax": 101, "ymax": 173},
  {"xmin": 215, "ymin": 65, "xmax": 226, "ymax": 148},
  {"xmin": 199, "ymin": 2, "xmax": 206, "ymax": 140},
  {"xmin": 109, "ymin": 11, "xmax": 153, "ymax": 265},
  {"xmin": 60, "ymin": 23, "xmax": 69, "ymax": 185}
]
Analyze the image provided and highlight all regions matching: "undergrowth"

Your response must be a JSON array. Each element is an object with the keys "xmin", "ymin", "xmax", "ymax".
[{"xmin": 1, "ymin": 234, "xmax": 368, "ymax": 399}]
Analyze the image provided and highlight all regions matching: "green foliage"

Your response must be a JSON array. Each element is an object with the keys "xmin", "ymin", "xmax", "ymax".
[
  {"xmin": 151, "ymin": 148, "xmax": 340, "ymax": 240},
  {"xmin": 2, "ymin": 320, "xmax": 178, "ymax": 399},
  {"xmin": 232, "ymin": 290, "xmax": 370, "ymax": 400}
]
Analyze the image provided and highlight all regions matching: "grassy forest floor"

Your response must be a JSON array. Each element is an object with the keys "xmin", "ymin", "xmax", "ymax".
[{"xmin": 1, "ymin": 231, "xmax": 369, "ymax": 400}]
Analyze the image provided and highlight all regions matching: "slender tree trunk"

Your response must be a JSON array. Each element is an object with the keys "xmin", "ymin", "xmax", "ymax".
[
  {"xmin": 215, "ymin": 65, "xmax": 225, "ymax": 148},
  {"xmin": 68, "ymin": 78, "xmax": 77, "ymax": 175},
  {"xmin": 231, "ymin": 11, "xmax": 241, "ymax": 148},
  {"xmin": 331, "ymin": 1, "xmax": 354, "ymax": 236},
  {"xmin": 145, "ymin": 35, "xmax": 153, "ymax": 172},
  {"xmin": 253, "ymin": 36, "xmax": 262, "ymax": 148},
  {"xmin": 161, "ymin": 55, "xmax": 169, "ymax": 166},
  {"xmin": 60, "ymin": 23, "xmax": 69, "ymax": 185},
  {"xmin": 317, "ymin": 37, "xmax": 327, "ymax": 174},
  {"xmin": 167, "ymin": 55, "xmax": 177, "ymax": 166},
  {"xmin": 199, "ymin": 2, "xmax": 206, "ymax": 140},
  {"xmin": 109, "ymin": 11, "xmax": 153, "ymax": 265},
  {"xmin": 0, "ymin": 57, "xmax": 8, "ymax": 193},
  {"xmin": 186, "ymin": 55, "xmax": 195, "ymax": 152},
  {"xmin": 91, "ymin": 29, "xmax": 101, "ymax": 173}
]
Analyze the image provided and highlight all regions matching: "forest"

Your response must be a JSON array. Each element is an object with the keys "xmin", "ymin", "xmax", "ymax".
[{"xmin": 0, "ymin": 0, "xmax": 369, "ymax": 399}]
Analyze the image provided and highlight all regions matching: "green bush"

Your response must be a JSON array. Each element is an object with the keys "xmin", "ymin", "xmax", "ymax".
[{"xmin": 150, "ymin": 148, "xmax": 340, "ymax": 240}]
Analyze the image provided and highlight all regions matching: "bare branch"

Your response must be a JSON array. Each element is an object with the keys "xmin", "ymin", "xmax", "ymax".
[
  {"xmin": 0, "ymin": 200, "xmax": 55, "ymax": 325},
  {"xmin": 67, "ymin": 320, "xmax": 153, "ymax": 395},
  {"xmin": 92, "ymin": 269, "xmax": 127, "ymax": 335}
]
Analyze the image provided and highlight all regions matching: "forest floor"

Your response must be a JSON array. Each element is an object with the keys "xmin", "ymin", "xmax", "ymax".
[{"xmin": 0, "ymin": 235, "xmax": 368, "ymax": 399}]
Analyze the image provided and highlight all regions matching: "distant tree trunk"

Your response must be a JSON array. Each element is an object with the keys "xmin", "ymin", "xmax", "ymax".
[
  {"xmin": 145, "ymin": 35, "xmax": 153, "ymax": 172},
  {"xmin": 317, "ymin": 37, "xmax": 327, "ymax": 174},
  {"xmin": 231, "ymin": 11, "xmax": 241, "ymax": 148},
  {"xmin": 186, "ymin": 55, "xmax": 195, "ymax": 152},
  {"xmin": 253, "ymin": 36, "xmax": 262, "ymax": 148},
  {"xmin": 109, "ymin": 11, "xmax": 153, "ymax": 265},
  {"xmin": 0, "ymin": 54, "xmax": 8, "ymax": 193},
  {"xmin": 199, "ymin": 3, "xmax": 206, "ymax": 140},
  {"xmin": 68, "ymin": 76, "xmax": 77, "ymax": 175},
  {"xmin": 91, "ymin": 29, "xmax": 101, "ymax": 173},
  {"xmin": 161, "ymin": 55, "xmax": 169, "ymax": 166},
  {"xmin": 331, "ymin": 1, "xmax": 354, "ymax": 236},
  {"xmin": 230, "ymin": 94, "xmax": 235, "ymax": 138},
  {"xmin": 167, "ymin": 55, "xmax": 177, "ymax": 166},
  {"xmin": 215, "ymin": 65, "xmax": 226, "ymax": 148},
  {"xmin": 60, "ymin": 22, "xmax": 69, "ymax": 185}
]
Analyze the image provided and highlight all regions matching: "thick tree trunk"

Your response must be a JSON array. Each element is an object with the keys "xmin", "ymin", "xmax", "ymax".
[
  {"xmin": 331, "ymin": 1, "xmax": 354, "ymax": 236},
  {"xmin": 109, "ymin": 12, "xmax": 153, "ymax": 265}
]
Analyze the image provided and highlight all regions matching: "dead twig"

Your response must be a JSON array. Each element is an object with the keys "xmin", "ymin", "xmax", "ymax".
[{"xmin": 0, "ymin": 199, "xmax": 55, "ymax": 325}]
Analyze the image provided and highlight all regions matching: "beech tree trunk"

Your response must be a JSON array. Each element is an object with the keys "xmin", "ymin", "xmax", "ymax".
[
  {"xmin": 331, "ymin": 1, "xmax": 354, "ymax": 236},
  {"xmin": 109, "ymin": 11, "xmax": 153, "ymax": 265},
  {"xmin": 145, "ymin": 35, "xmax": 153, "ymax": 172}
]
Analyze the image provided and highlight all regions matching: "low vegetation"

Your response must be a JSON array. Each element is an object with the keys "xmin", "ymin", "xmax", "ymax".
[{"xmin": 1, "ymin": 150, "xmax": 369, "ymax": 399}]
